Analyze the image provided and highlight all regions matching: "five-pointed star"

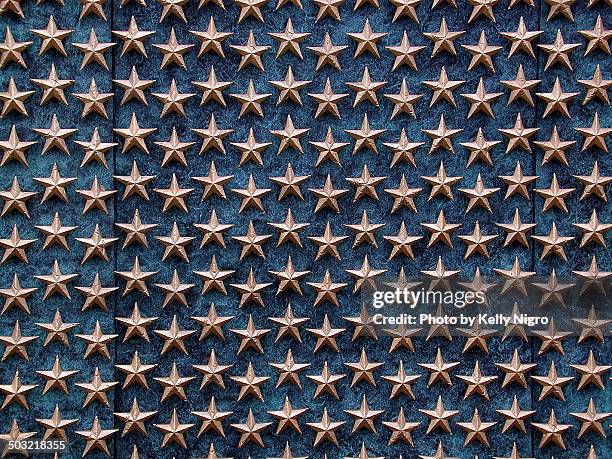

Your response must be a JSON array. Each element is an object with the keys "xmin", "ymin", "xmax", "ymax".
[
  {"xmin": 0, "ymin": 370, "xmax": 37, "ymax": 409},
  {"xmin": 495, "ymin": 349, "xmax": 537, "ymax": 388},
  {"xmin": 31, "ymin": 15, "xmax": 73, "ymax": 56},
  {"xmin": 230, "ymin": 409, "xmax": 273, "ymax": 447},
  {"xmin": 0, "ymin": 420, "xmax": 36, "ymax": 457},
  {"xmin": 0, "ymin": 176, "xmax": 36, "ymax": 218},
  {"xmin": 231, "ymin": 79, "xmax": 271, "ymax": 117},
  {"xmin": 0, "ymin": 77, "xmax": 33, "ymax": 117},
  {"xmin": 347, "ymin": 18, "xmax": 387, "ymax": 58},
  {"xmin": 154, "ymin": 127, "xmax": 196, "ymax": 167},
  {"xmin": 157, "ymin": 0, "xmax": 189, "ymax": 23},
  {"xmin": 230, "ymin": 314, "xmax": 270, "ymax": 354},
  {"xmin": 268, "ymin": 18, "xmax": 309, "ymax": 59},
  {"xmin": 456, "ymin": 361, "xmax": 497, "ymax": 400},
  {"xmin": 421, "ymin": 161, "xmax": 462, "ymax": 200},
  {"xmin": 154, "ymin": 315, "xmax": 196, "ymax": 355},
  {"xmin": 570, "ymin": 349, "xmax": 611, "ymax": 390},
  {"xmin": 500, "ymin": 16, "xmax": 542, "ymax": 59},
  {"xmin": 268, "ymin": 303, "xmax": 309, "ymax": 342},
  {"xmin": 461, "ymin": 128, "xmax": 501, "ymax": 167},
  {"xmin": 116, "ymin": 302, "xmax": 157, "ymax": 342},
  {"xmin": 1, "ymin": 273, "xmax": 37, "ymax": 315},
  {"xmin": 384, "ymin": 130, "xmax": 423, "ymax": 170},
  {"xmin": 538, "ymin": 28, "xmax": 580, "ymax": 70},
  {"xmin": 115, "ymin": 256, "xmax": 158, "ymax": 296},
  {"xmin": 384, "ymin": 221, "xmax": 422, "ymax": 260},
  {"xmin": 499, "ymin": 161, "xmax": 538, "ymax": 199},
  {"xmin": 383, "ymin": 409, "xmax": 420, "ymax": 446},
  {"xmin": 578, "ymin": 64, "xmax": 611, "ymax": 105},
  {"xmin": 345, "ymin": 348, "xmax": 383, "ymax": 387},
  {"xmin": 544, "ymin": 0, "xmax": 576, "ymax": 21},
  {"xmin": 75, "ymin": 128, "xmax": 118, "ymax": 168},
  {"xmin": 346, "ymin": 66, "xmax": 386, "ymax": 107},
  {"xmin": 0, "ymin": 125, "xmax": 36, "ymax": 167},
  {"xmin": 192, "ymin": 303, "xmax": 233, "ymax": 341},
  {"xmin": 269, "ymin": 66, "xmax": 311, "ymax": 106},
  {"xmin": 114, "ymin": 162, "xmax": 156, "ymax": 202},
  {"xmin": 386, "ymin": 31, "xmax": 425, "ymax": 71},
  {"xmin": 72, "ymin": 28, "xmax": 115, "ymax": 70},
  {"xmin": 418, "ymin": 348, "xmax": 460, "ymax": 387},
  {"xmin": 307, "ymin": 360, "xmax": 346, "ymax": 398},
  {"xmin": 535, "ymin": 173, "xmax": 575, "ymax": 212},
  {"xmin": 75, "ymin": 226, "xmax": 118, "ymax": 264},
  {"xmin": 268, "ymin": 396, "xmax": 308, "ymax": 433},
  {"xmin": 421, "ymin": 210, "xmax": 461, "ymax": 248},
  {"xmin": 113, "ymin": 66, "xmax": 155, "ymax": 106},
  {"xmin": 423, "ymin": 66, "xmax": 464, "ymax": 107},
  {"xmin": 461, "ymin": 77, "xmax": 502, "ymax": 118},
  {"xmin": 155, "ymin": 222, "xmax": 196, "ymax": 262},
  {"xmin": 36, "ymin": 355, "xmax": 79, "ymax": 394},
  {"xmin": 192, "ymin": 396, "xmax": 233, "ymax": 436},
  {"xmin": 34, "ymin": 259, "xmax": 78, "ymax": 300},
  {"xmin": 495, "ymin": 208, "xmax": 536, "ymax": 247},
  {"xmin": 191, "ymin": 17, "xmax": 232, "ymax": 58},
  {"xmin": 570, "ymin": 398, "xmax": 610, "ymax": 438},
  {"xmin": 309, "ymin": 128, "xmax": 349, "ymax": 166},
  {"xmin": 346, "ymin": 255, "xmax": 387, "ymax": 292},
  {"xmin": 580, "ymin": 14, "xmax": 612, "ymax": 55},
  {"xmin": 459, "ymin": 173, "xmax": 500, "ymax": 213},
  {"xmin": 424, "ymin": 18, "xmax": 465, "ymax": 57},
  {"xmin": 76, "ymin": 175, "xmax": 117, "ymax": 214},
  {"xmin": 381, "ymin": 358, "xmax": 420, "ymax": 397},
  {"xmin": 153, "ymin": 361, "xmax": 196, "ymax": 402},
  {"xmin": 307, "ymin": 408, "xmax": 346, "ymax": 447},
  {"xmin": 74, "ymin": 417, "xmax": 119, "ymax": 456},
  {"xmin": 194, "ymin": 209, "xmax": 233, "ymax": 248},
  {"xmin": 501, "ymin": 64, "xmax": 541, "ymax": 106},
  {"xmin": 114, "ymin": 397, "xmax": 157, "ymax": 437},
  {"xmin": 153, "ymin": 27, "xmax": 193, "ymax": 69},
  {"xmin": 308, "ymin": 77, "xmax": 348, "ymax": 118},
  {"xmin": 462, "ymin": 30, "xmax": 502, "ymax": 72},
  {"xmin": 499, "ymin": 112, "xmax": 539, "ymax": 153},
  {"xmin": 33, "ymin": 114, "xmax": 77, "ymax": 155},
  {"xmin": 418, "ymin": 395, "xmax": 458, "ymax": 434},
  {"xmin": 72, "ymin": 78, "xmax": 114, "ymax": 119},
  {"xmin": 0, "ymin": 26, "xmax": 32, "ymax": 69},
  {"xmin": 74, "ymin": 273, "xmax": 119, "ymax": 311},
  {"xmin": 496, "ymin": 395, "xmax": 536, "ymax": 434},
  {"xmin": 536, "ymin": 77, "xmax": 579, "ymax": 117},
  {"xmin": 422, "ymin": 114, "xmax": 462, "ymax": 153},
  {"xmin": 74, "ymin": 320, "xmax": 118, "ymax": 359},
  {"xmin": 572, "ymin": 304, "xmax": 611, "ymax": 343},
  {"xmin": 270, "ymin": 348, "xmax": 311, "ymax": 388},
  {"xmin": 458, "ymin": 221, "xmax": 497, "ymax": 259},
  {"xmin": 346, "ymin": 113, "xmax": 387, "ymax": 154},
  {"xmin": 576, "ymin": 111, "xmax": 611, "ymax": 152},
  {"xmin": 36, "ymin": 404, "xmax": 78, "ymax": 440},
  {"xmin": 154, "ymin": 269, "xmax": 195, "ymax": 307},
  {"xmin": 193, "ymin": 255, "xmax": 234, "ymax": 295},
  {"xmin": 193, "ymin": 115, "xmax": 233, "ymax": 156},
  {"xmin": 531, "ymin": 360, "xmax": 574, "ymax": 400},
  {"xmin": 457, "ymin": 408, "xmax": 497, "ymax": 447},
  {"xmin": 112, "ymin": 16, "xmax": 155, "ymax": 57},
  {"xmin": 271, "ymin": 114, "xmax": 309, "ymax": 153},
  {"xmin": 114, "ymin": 112, "xmax": 156, "ymax": 153},
  {"xmin": 532, "ymin": 409, "xmax": 572, "ymax": 449},
  {"xmin": 115, "ymin": 351, "xmax": 157, "ymax": 389},
  {"xmin": 115, "ymin": 209, "xmax": 157, "ymax": 249},
  {"xmin": 230, "ymin": 267, "xmax": 272, "ymax": 307},
  {"xmin": 384, "ymin": 79, "xmax": 422, "ymax": 119},
  {"xmin": 307, "ymin": 32, "xmax": 347, "ymax": 69},
  {"xmin": 30, "ymin": 63, "xmax": 73, "ymax": 105},
  {"xmin": 154, "ymin": 409, "xmax": 195, "ymax": 449},
  {"xmin": 345, "ymin": 210, "xmax": 385, "ymax": 248},
  {"xmin": 307, "ymin": 314, "xmax": 345, "ymax": 352},
  {"xmin": 152, "ymin": 78, "xmax": 195, "ymax": 117},
  {"xmin": 532, "ymin": 222, "xmax": 573, "ymax": 260},
  {"xmin": 154, "ymin": 173, "xmax": 194, "ymax": 212}
]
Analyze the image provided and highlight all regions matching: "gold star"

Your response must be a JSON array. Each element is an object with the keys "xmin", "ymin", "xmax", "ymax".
[
  {"xmin": 579, "ymin": 15, "xmax": 611, "ymax": 56},
  {"xmin": 532, "ymin": 222, "xmax": 573, "ymax": 261},
  {"xmin": 192, "ymin": 303, "xmax": 233, "ymax": 342},
  {"xmin": 578, "ymin": 64, "xmax": 611, "ymax": 105},
  {"xmin": 194, "ymin": 209, "xmax": 233, "ymax": 248},
  {"xmin": 34, "ymin": 213, "xmax": 76, "ymax": 252},
  {"xmin": 75, "ymin": 128, "xmax": 117, "ymax": 168},
  {"xmin": 389, "ymin": 0, "xmax": 420, "ymax": 22},
  {"xmin": 230, "ymin": 315, "xmax": 270, "ymax": 355},
  {"xmin": 538, "ymin": 29, "xmax": 580, "ymax": 70},
  {"xmin": 468, "ymin": 0, "xmax": 499, "ymax": 22},
  {"xmin": 0, "ymin": 177, "xmax": 34, "ymax": 219},
  {"xmin": 308, "ymin": 314, "xmax": 345, "ymax": 352},
  {"xmin": 154, "ymin": 173, "xmax": 194, "ymax": 212},
  {"xmin": 307, "ymin": 360, "xmax": 345, "ymax": 398},
  {"xmin": 235, "ymin": 0, "xmax": 266, "ymax": 22},
  {"xmin": 229, "ymin": 267, "xmax": 272, "ymax": 307},
  {"xmin": 270, "ymin": 349, "xmax": 310, "ymax": 389},
  {"xmin": 72, "ymin": 78, "xmax": 114, "ymax": 118},
  {"xmin": 570, "ymin": 349, "xmax": 611, "ymax": 390},
  {"xmin": 0, "ymin": 77, "xmax": 33, "ymax": 117},
  {"xmin": 572, "ymin": 304, "xmax": 611, "ymax": 343},
  {"xmin": 155, "ymin": 270, "xmax": 195, "ymax": 307},
  {"xmin": 384, "ymin": 222, "xmax": 422, "ymax": 259},
  {"xmin": 382, "ymin": 359, "xmax": 420, "ymax": 397},
  {"xmin": 461, "ymin": 128, "xmax": 501, "ymax": 167},
  {"xmin": 231, "ymin": 409, "xmax": 272, "ymax": 448},
  {"xmin": 345, "ymin": 348, "xmax": 383, "ymax": 387},
  {"xmin": 421, "ymin": 162, "xmax": 462, "ymax": 200},
  {"xmin": 310, "ymin": 174, "xmax": 349, "ymax": 212},
  {"xmin": 269, "ymin": 442, "xmax": 306, "ymax": 459},
  {"xmin": 534, "ymin": 126, "xmax": 575, "ymax": 166},
  {"xmin": 307, "ymin": 270, "xmax": 347, "ymax": 307},
  {"xmin": 418, "ymin": 396, "xmax": 458, "ymax": 434},
  {"xmin": 76, "ymin": 175, "xmax": 116, "ymax": 214},
  {"xmin": 533, "ymin": 318, "xmax": 571, "ymax": 355},
  {"xmin": 115, "ymin": 351, "xmax": 157, "ymax": 389},
  {"xmin": 309, "ymin": 128, "xmax": 348, "ymax": 166},
  {"xmin": 576, "ymin": 111, "xmax": 611, "ymax": 152},
  {"xmin": 0, "ymin": 420, "xmax": 36, "ymax": 457},
  {"xmin": 346, "ymin": 113, "xmax": 386, "ymax": 154},
  {"xmin": 115, "ymin": 302, "xmax": 157, "ymax": 342},
  {"xmin": 0, "ymin": 26, "xmax": 31, "ymax": 69},
  {"xmin": 231, "ymin": 31, "xmax": 270, "ymax": 71},
  {"xmin": 418, "ymin": 348, "xmax": 459, "ymax": 387},
  {"xmin": 535, "ymin": 173, "xmax": 575, "ymax": 212},
  {"xmin": 501, "ymin": 16, "xmax": 542, "ymax": 58},
  {"xmin": 421, "ymin": 257, "xmax": 461, "ymax": 290},
  {"xmin": 307, "ymin": 32, "xmax": 347, "ymax": 69},
  {"xmin": 115, "ymin": 256, "xmax": 158, "ymax": 296},
  {"xmin": 155, "ymin": 127, "xmax": 195, "ymax": 167},
  {"xmin": 0, "ymin": 370, "xmax": 36, "ymax": 409},
  {"xmin": 346, "ymin": 67, "xmax": 386, "ymax": 107},
  {"xmin": 495, "ymin": 208, "xmax": 536, "ymax": 247},
  {"xmin": 231, "ymin": 175, "xmax": 271, "ymax": 212},
  {"xmin": 34, "ymin": 259, "xmax": 78, "ymax": 299},
  {"xmin": 268, "ymin": 396, "xmax": 308, "ymax": 433},
  {"xmin": 571, "ymin": 398, "xmax": 610, "ymax": 438},
  {"xmin": 112, "ymin": 16, "xmax": 155, "ymax": 57},
  {"xmin": 153, "ymin": 27, "xmax": 193, "ymax": 69},
  {"xmin": 346, "ymin": 255, "xmax": 387, "ymax": 293},
  {"xmin": 383, "ymin": 409, "xmax": 420, "ymax": 446},
  {"xmin": 157, "ymin": 0, "xmax": 189, "ymax": 22},
  {"xmin": 495, "ymin": 395, "xmax": 535, "ymax": 434},
  {"xmin": 495, "ymin": 349, "xmax": 537, "ymax": 389},
  {"xmin": 347, "ymin": 165, "xmax": 385, "ymax": 202},
  {"xmin": 532, "ymin": 409, "xmax": 572, "ymax": 449},
  {"xmin": 308, "ymin": 222, "xmax": 348, "ymax": 261},
  {"xmin": 269, "ymin": 66, "xmax": 311, "ymax": 106},
  {"xmin": 458, "ymin": 221, "xmax": 497, "ymax": 259},
  {"xmin": 422, "ymin": 66, "xmax": 464, "ymax": 107},
  {"xmin": 271, "ymin": 114, "xmax": 309, "ymax": 153},
  {"xmin": 230, "ymin": 128, "xmax": 270, "ymax": 166},
  {"xmin": 457, "ymin": 408, "xmax": 497, "ymax": 447},
  {"xmin": 345, "ymin": 210, "xmax": 384, "ymax": 247},
  {"xmin": 75, "ymin": 367, "xmax": 117, "ymax": 406},
  {"xmin": 154, "ymin": 409, "xmax": 194, "ymax": 449},
  {"xmin": 75, "ymin": 417, "xmax": 118, "ymax": 457},
  {"xmin": 37, "ymin": 355, "xmax": 79, "ymax": 394},
  {"xmin": 269, "ymin": 164, "xmax": 309, "ymax": 202},
  {"xmin": 191, "ymin": 17, "xmax": 232, "ymax": 58},
  {"xmin": 308, "ymin": 77, "xmax": 348, "ymax": 118},
  {"xmin": 462, "ymin": 30, "xmax": 502, "ymax": 72},
  {"xmin": 307, "ymin": 408, "xmax": 345, "ymax": 447},
  {"xmin": 115, "ymin": 209, "xmax": 156, "ymax": 249},
  {"xmin": 499, "ymin": 112, "xmax": 539, "ymax": 153},
  {"xmin": 155, "ymin": 222, "xmax": 195, "ymax": 262},
  {"xmin": 114, "ymin": 397, "xmax": 157, "ymax": 437},
  {"xmin": 269, "ymin": 304, "xmax": 309, "ymax": 343},
  {"xmin": 386, "ymin": 31, "xmax": 425, "ymax": 71},
  {"xmin": 1, "ymin": 274, "xmax": 36, "ymax": 315},
  {"xmin": 347, "ymin": 18, "xmax": 387, "ymax": 58},
  {"xmin": 456, "ymin": 361, "xmax": 497, "ymax": 400},
  {"xmin": 312, "ymin": 0, "xmax": 345, "ymax": 21},
  {"xmin": 193, "ymin": 255, "xmax": 234, "ymax": 295},
  {"xmin": 536, "ymin": 77, "xmax": 579, "ymax": 117},
  {"xmin": 72, "ymin": 28, "xmax": 115, "ymax": 70},
  {"xmin": 193, "ymin": 117, "xmax": 233, "ymax": 157},
  {"xmin": 268, "ymin": 211, "xmax": 309, "ymax": 248},
  {"xmin": 114, "ymin": 112, "xmax": 156, "ymax": 153},
  {"xmin": 532, "ymin": 361, "xmax": 574, "ymax": 401},
  {"xmin": 30, "ymin": 63, "xmax": 73, "ymax": 105},
  {"xmin": 0, "ymin": 125, "xmax": 35, "ymax": 167},
  {"xmin": 75, "ymin": 227, "xmax": 117, "ymax": 265},
  {"xmin": 154, "ymin": 315, "xmax": 196, "ymax": 355},
  {"xmin": 33, "ymin": 114, "xmax": 77, "ymax": 155},
  {"xmin": 115, "ymin": 163, "xmax": 156, "ymax": 202},
  {"xmin": 36, "ymin": 405, "xmax": 78, "ymax": 440},
  {"xmin": 79, "ymin": 0, "xmax": 107, "ymax": 20},
  {"xmin": 192, "ymin": 396, "xmax": 232, "ymax": 436},
  {"xmin": 422, "ymin": 114, "xmax": 462, "ymax": 153},
  {"xmin": 384, "ymin": 79, "xmax": 422, "ymax": 119},
  {"xmin": 344, "ymin": 398, "xmax": 384, "ymax": 435},
  {"xmin": 544, "ymin": 0, "xmax": 575, "ymax": 21},
  {"xmin": 424, "ymin": 18, "xmax": 464, "ymax": 57},
  {"xmin": 231, "ymin": 79, "xmax": 271, "ymax": 117},
  {"xmin": 154, "ymin": 361, "xmax": 195, "ymax": 402},
  {"xmin": 421, "ymin": 210, "xmax": 461, "ymax": 248},
  {"xmin": 461, "ymin": 77, "xmax": 502, "ymax": 118},
  {"xmin": 268, "ymin": 18, "xmax": 309, "ymax": 59},
  {"xmin": 113, "ymin": 66, "xmax": 155, "ymax": 106},
  {"xmin": 152, "ymin": 79, "xmax": 195, "ymax": 118},
  {"xmin": 501, "ymin": 64, "xmax": 541, "ymax": 107},
  {"xmin": 31, "ymin": 16, "xmax": 73, "ymax": 55},
  {"xmin": 459, "ymin": 173, "xmax": 500, "ymax": 213},
  {"xmin": 385, "ymin": 130, "xmax": 422, "ymax": 169},
  {"xmin": 193, "ymin": 352, "xmax": 232, "ymax": 392},
  {"xmin": 75, "ymin": 320, "xmax": 118, "ymax": 360}
]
